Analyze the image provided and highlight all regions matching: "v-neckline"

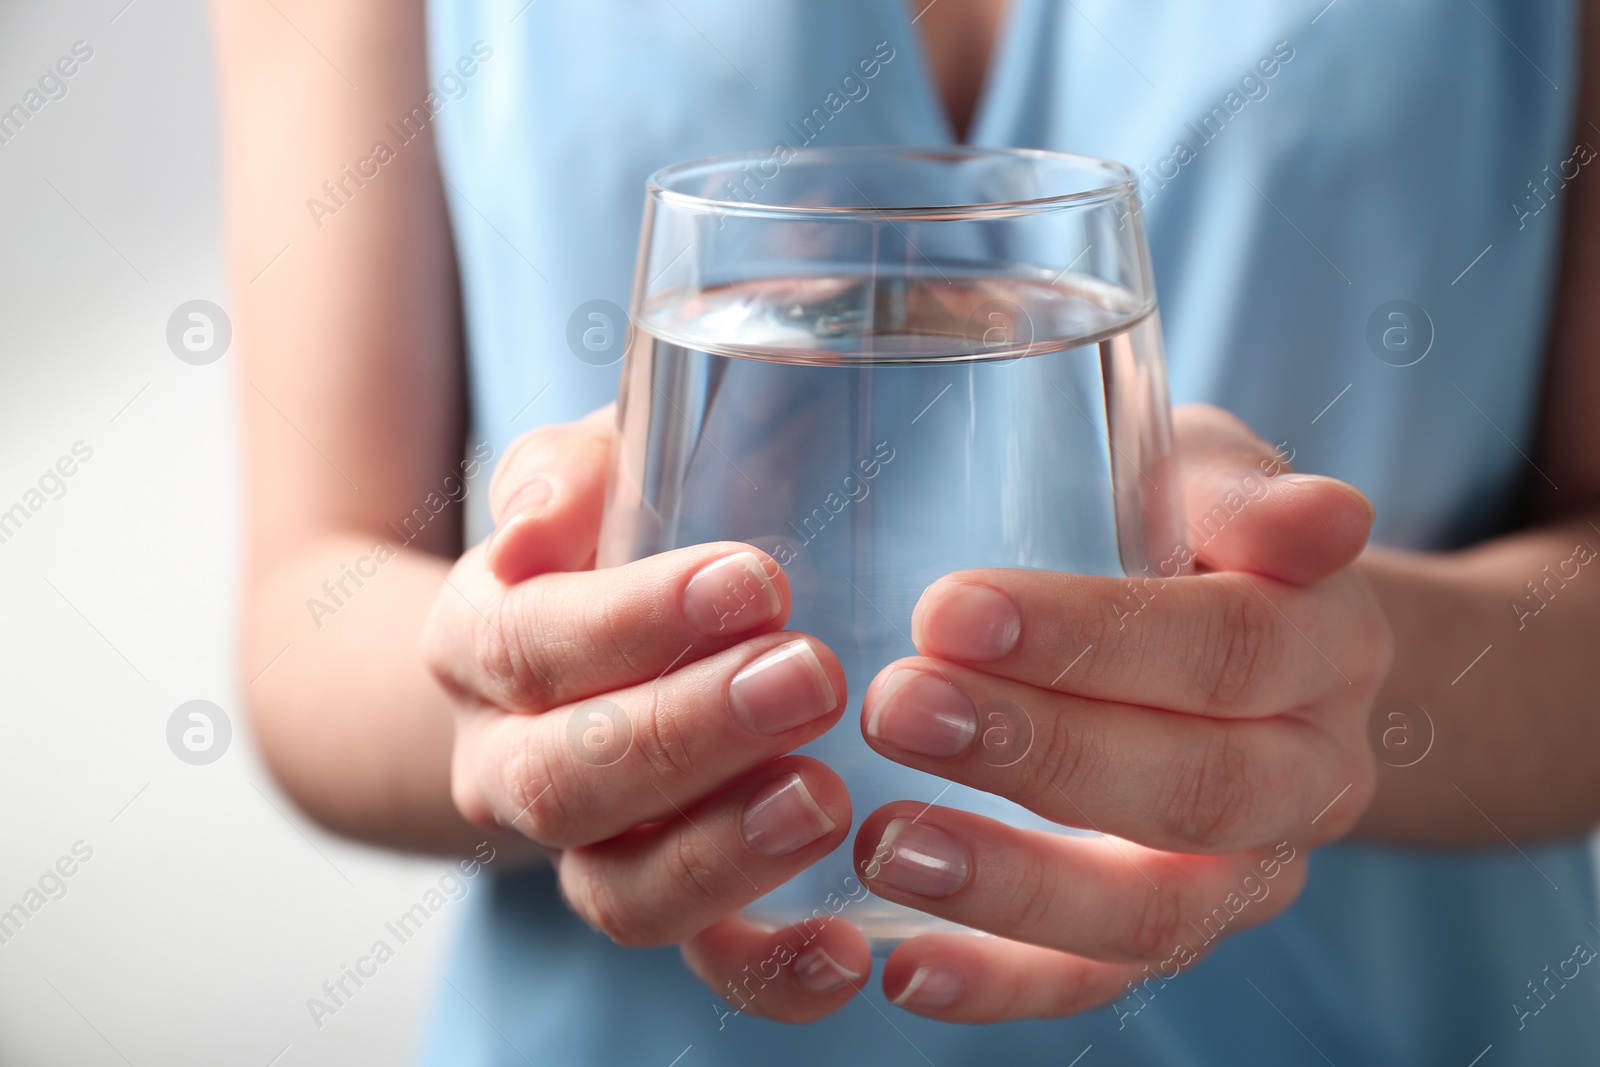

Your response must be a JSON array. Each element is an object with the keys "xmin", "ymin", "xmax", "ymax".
[{"xmin": 893, "ymin": 0, "xmax": 1028, "ymax": 145}]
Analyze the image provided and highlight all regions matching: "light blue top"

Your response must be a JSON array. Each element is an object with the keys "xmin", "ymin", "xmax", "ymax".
[{"xmin": 423, "ymin": 0, "xmax": 1597, "ymax": 1062}]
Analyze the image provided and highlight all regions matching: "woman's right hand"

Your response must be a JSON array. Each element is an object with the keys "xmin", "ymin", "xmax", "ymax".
[{"xmin": 423, "ymin": 407, "xmax": 871, "ymax": 1021}]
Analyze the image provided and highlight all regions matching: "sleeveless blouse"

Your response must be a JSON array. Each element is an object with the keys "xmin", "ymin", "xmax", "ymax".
[{"xmin": 423, "ymin": 1, "xmax": 1597, "ymax": 1062}]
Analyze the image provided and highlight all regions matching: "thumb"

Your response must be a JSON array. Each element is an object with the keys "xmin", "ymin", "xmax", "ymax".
[
  {"xmin": 1175, "ymin": 405, "xmax": 1375, "ymax": 587},
  {"xmin": 483, "ymin": 404, "xmax": 614, "ymax": 583}
]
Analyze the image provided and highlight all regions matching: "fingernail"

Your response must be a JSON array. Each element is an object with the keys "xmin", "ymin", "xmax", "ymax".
[
  {"xmin": 683, "ymin": 552, "xmax": 782, "ymax": 636},
  {"xmin": 792, "ymin": 946, "xmax": 861, "ymax": 994},
  {"xmin": 866, "ymin": 670, "xmax": 976, "ymax": 758},
  {"xmin": 741, "ymin": 773, "xmax": 836, "ymax": 856},
  {"xmin": 918, "ymin": 582, "xmax": 1021, "ymax": 661},
  {"xmin": 498, "ymin": 479, "xmax": 552, "ymax": 528},
  {"xmin": 891, "ymin": 964, "xmax": 964, "ymax": 1010},
  {"xmin": 729, "ymin": 639, "xmax": 837, "ymax": 735},
  {"xmin": 866, "ymin": 818, "xmax": 969, "ymax": 897}
]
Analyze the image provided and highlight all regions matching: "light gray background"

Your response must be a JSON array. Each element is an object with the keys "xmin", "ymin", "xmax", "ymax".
[
  {"xmin": 0, "ymin": 3, "xmax": 460, "ymax": 1064},
  {"xmin": 6, "ymin": 3, "xmax": 1599, "ymax": 1066}
]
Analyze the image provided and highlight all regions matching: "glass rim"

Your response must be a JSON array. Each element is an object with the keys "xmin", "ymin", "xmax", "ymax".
[{"xmin": 646, "ymin": 144, "xmax": 1138, "ymax": 221}]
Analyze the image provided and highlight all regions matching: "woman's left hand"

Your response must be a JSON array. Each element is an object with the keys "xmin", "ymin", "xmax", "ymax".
[{"xmin": 855, "ymin": 404, "xmax": 1393, "ymax": 1020}]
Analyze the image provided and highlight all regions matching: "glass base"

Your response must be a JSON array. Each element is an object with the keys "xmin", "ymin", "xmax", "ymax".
[{"xmin": 743, "ymin": 894, "xmax": 979, "ymax": 954}]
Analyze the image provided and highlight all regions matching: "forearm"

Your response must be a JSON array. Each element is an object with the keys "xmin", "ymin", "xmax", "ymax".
[
  {"xmin": 245, "ymin": 531, "xmax": 536, "ymax": 860},
  {"xmin": 211, "ymin": 0, "xmax": 533, "ymax": 860},
  {"xmin": 1354, "ymin": 511, "xmax": 1600, "ymax": 844}
]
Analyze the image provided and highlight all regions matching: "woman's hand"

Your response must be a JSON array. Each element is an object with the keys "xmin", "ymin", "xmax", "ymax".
[
  {"xmin": 423, "ymin": 407, "xmax": 872, "ymax": 1021},
  {"xmin": 854, "ymin": 404, "xmax": 1392, "ymax": 1020}
]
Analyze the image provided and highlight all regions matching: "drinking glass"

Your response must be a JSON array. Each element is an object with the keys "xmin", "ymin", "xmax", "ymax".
[{"xmin": 597, "ymin": 145, "xmax": 1183, "ymax": 945}]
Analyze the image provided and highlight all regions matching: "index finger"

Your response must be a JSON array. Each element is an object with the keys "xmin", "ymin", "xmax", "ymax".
[
  {"xmin": 910, "ymin": 568, "xmax": 1372, "ymax": 717},
  {"xmin": 427, "ymin": 541, "xmax": 793, "ymax": 714}
]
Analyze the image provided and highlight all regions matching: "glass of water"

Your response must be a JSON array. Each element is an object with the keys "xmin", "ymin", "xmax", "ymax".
[{"xmin": 598, "ymin": 146, "xmax": 1183, "ymax": 945}]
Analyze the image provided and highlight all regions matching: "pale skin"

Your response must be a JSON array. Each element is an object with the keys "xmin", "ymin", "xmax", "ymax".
[{"xmin": 216, "ymin": 0, "xmax": 1600, "ymax": 1026}]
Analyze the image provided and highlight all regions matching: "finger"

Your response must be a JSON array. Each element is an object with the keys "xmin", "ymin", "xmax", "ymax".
[
  {"xmin": 682, "ymin": 911, "xmax": 872, "ymax": 1024},
  {"xmin": 485, "ymin": 405, "xmax": 614, "ymax": 582},
  {"xmin": 557, "ymin": 756, "xmax": 851, "ymax": 947},
  {"xmin": 427, "ymin": 541, "xmax": 792, "ymax": 713},
  {"xmin": 853, "ymin": 804, "xmax": 1307, "ymax": 964},
  {"xmin": 1174, "ymin": 404, "xmax": 1374, "ymax": 586},
  {"xmin": 453, "ymin": 632, "xmax": 846, "ymax": 847},
  {"xmin": 862, "ymin": 658, "xmax": 1368, "ymax": 852},
  {"xmin": 883, "ymin": 935, "xmax": 1138, "ymax": 1021},
  {"xmin": 911, "ymin": 568, "xmax": 1375, "ymax": 717}
]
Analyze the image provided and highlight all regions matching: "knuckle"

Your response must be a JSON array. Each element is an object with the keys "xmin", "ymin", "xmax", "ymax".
[
  {"xmin": 632, "ymin": 688, "xmax": 697, "ymax": 781},
  {"xmin": 471, "ymin": 608, "xmax": 515, "ymax": 688},
  {"xmin": 1056, "ymin": 968, "xmax": 1125, "ymax": 1016},
  {"xmin": 1276, "ymin": 850, "xmax": 1311, "ymax": 900},
  {"xmin": 1315, "ymin": 753, "xmax": 1378, "ymax": 842},
  {"xmin": 565, "ymin": 860, "xmax": 654, "ymax": 947},
  {"xmin": 668, "ymin": 832, "xmax": 725, "ymax": 915},
  {"xmin": 577, "ymin": 586, "xmax": 652, "ymax": 677},
  {"xmin": 1016, "ymin": 710, "xmax": 1102, "ymax": 812},
  {"xmin": 420, "ymin": 599, "xmax": 455, "ymax": 686},
  {"xmin": 1073, "ymin": 591, "xmax": 1124, "ymax": 687},
  {"xmin": 1158, "ymin": 727, "xmax": 1253, "ymax": 849},
  {"xmin": 1352, "ymin": 754, "xmax": 1378, "ymax": 811},
  {"xmin": 475, "ymin": 598, "xmax": 558, "ymax": 709},
  {"xmin": 1000, "ymin": 858, "xmax": 1060, "ymax": 935},
  {"xmin": 1199, "ymin": 584, "xmax": 1278, "ymax": 711},
  {"xmin": 501, "ymin": 735, "xmax": 577, "ymax": 846},
  {"xmin": 448, "ymin": 769, "xmax": 498, "ymax": 832},
  {"xmin": 1126, "ymin": 880, "xmax": 1188, "ymax": 962}
]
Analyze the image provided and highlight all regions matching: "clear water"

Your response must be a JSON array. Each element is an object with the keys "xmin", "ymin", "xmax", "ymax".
[{"xmin": 598, "ymin": 273, "xmax": 1181, "ymax": 945}]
